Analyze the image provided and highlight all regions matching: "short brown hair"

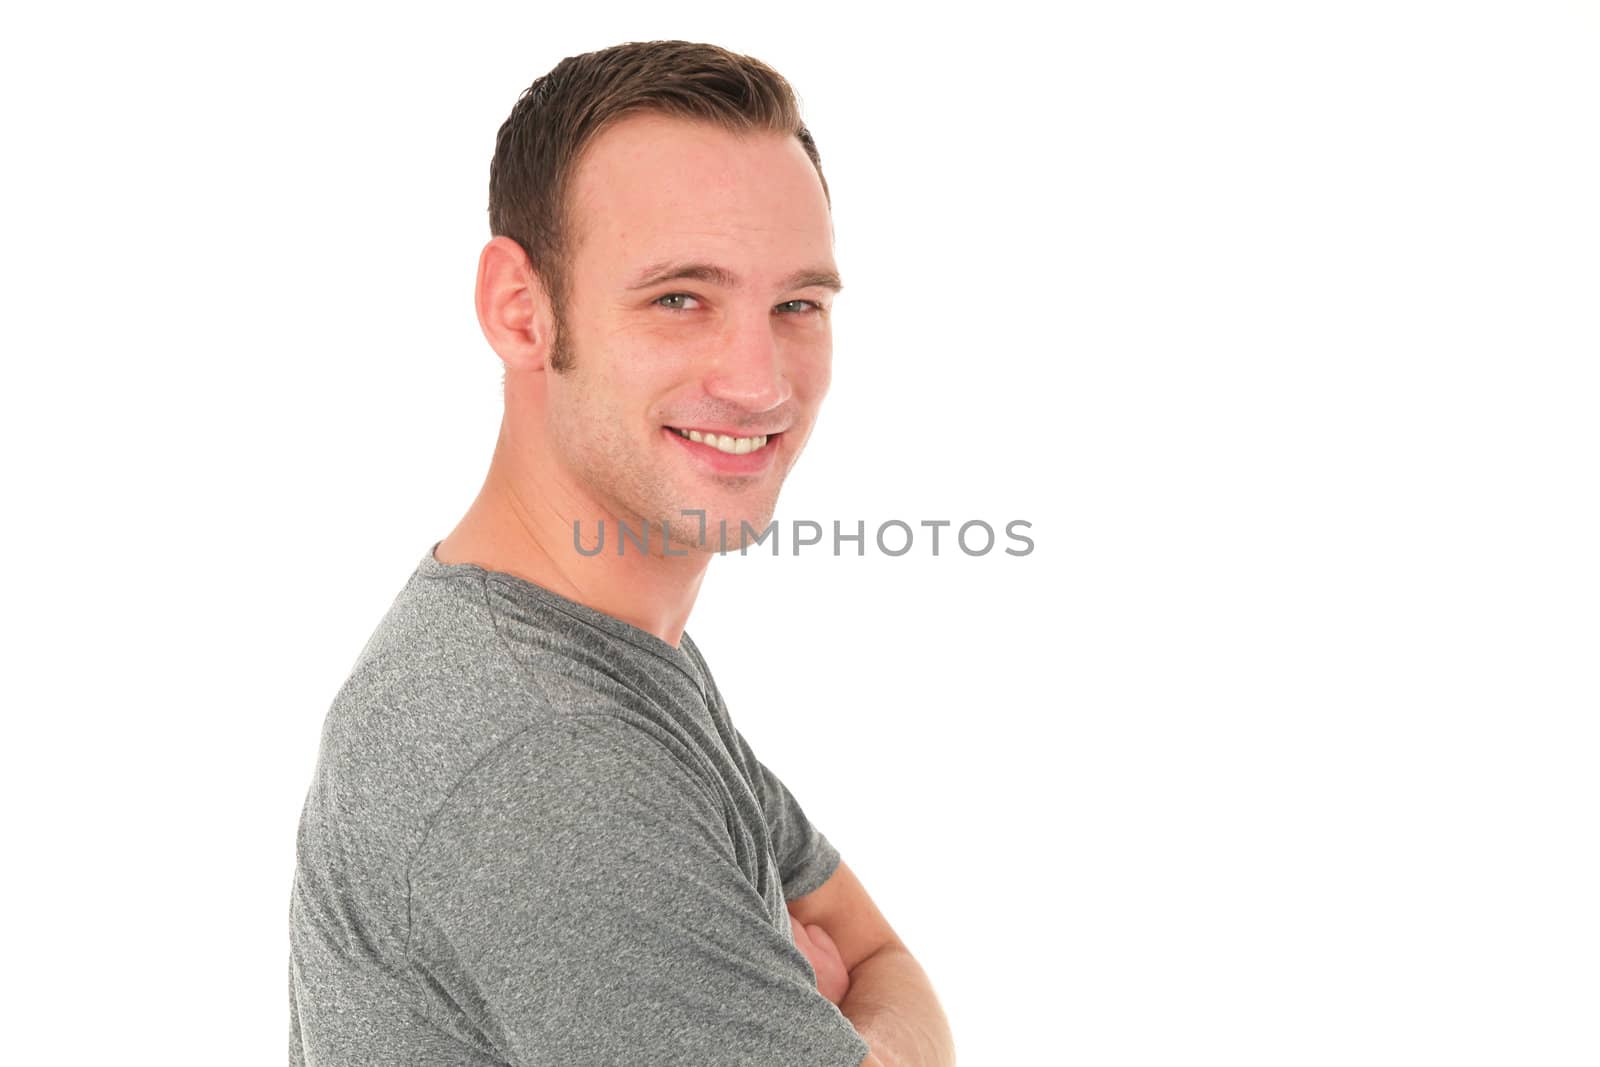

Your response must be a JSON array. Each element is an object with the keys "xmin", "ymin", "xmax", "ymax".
[{"xmin": 488, "ymin": 40, "xmax": 830, "ymax": 372}]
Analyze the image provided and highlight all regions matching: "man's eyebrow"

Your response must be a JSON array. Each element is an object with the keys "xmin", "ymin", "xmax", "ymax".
[
  {"xmin": 625, "ymin": 260, "xmax": 844, "ymax": 294},
  {"xmin": 779, "ymin": 267, "xmax": 844, "ymax": 293}
]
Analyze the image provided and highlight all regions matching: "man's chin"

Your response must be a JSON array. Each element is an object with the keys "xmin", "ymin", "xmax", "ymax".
[{"xmin": 657, "ymin": 507, "xmax": 778, "ymax": 555}]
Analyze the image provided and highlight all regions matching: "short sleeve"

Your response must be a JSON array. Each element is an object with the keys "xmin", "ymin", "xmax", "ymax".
[
  {"xmin": 731, "ymin": 727, "xmax": 843, "ymax": 901},
  {"xmin": 405, "ymin": 715, "xmax": 870, "ymax": 1067}
]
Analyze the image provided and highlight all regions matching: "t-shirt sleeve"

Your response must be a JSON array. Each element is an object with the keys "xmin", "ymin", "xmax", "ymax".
[
  {"xmin": 730, "ymin": 725, "xmax": 843, "ymax": 901},
  {"xmin": 405, "ymin": 714, "xmax": 870, "ymax": 1067}
]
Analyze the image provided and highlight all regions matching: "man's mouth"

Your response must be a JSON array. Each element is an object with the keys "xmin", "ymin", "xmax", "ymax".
[{"xmin": 666, "ymin": 426, "xmax": 776, "ymax": 456}]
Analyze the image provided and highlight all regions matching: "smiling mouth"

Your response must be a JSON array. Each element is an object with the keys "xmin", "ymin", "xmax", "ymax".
[{"xmin": 666, "ymin": 426, "xmax": 777, "ymax": 455}]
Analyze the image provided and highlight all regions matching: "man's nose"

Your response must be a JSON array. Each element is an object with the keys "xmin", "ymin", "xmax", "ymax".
[{"xmin": 702, "ymin": 309, "xmax": 792, "ymax": 412}]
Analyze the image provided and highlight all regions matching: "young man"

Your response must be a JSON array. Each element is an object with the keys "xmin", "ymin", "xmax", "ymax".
[{"xmin": 288, "ymin": 41, "xmax": 955, "ymax": 1067}]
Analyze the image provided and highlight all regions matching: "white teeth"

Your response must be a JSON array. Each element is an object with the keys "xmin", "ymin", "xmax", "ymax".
[{"xmin": 671, "ymin": 427, "xmax": 769, "ymax": 454}]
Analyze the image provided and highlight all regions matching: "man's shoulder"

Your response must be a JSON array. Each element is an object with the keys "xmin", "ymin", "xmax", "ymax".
[
  {"xmin": 296, "ymin": 561, "xmax": 535, "ymax": 894},
  {"xmin": 301, "ymin": 556, "xmax": 708, "ymax": 858},
  {"xmin": 294, "ymin": 560, "xmax": 628, "ymax": 962},
  {"xmin": 319, "ymin": 565, "xmax": 509, "ymax": 751}
]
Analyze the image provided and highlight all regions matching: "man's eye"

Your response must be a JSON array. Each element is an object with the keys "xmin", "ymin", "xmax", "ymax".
[
  {"xmin": 775, "ymin": 299, "xmax": 823, "ymax": 314},
  {"xmin": 654, "ymin": 293, "xmax": 699, "ymax": 311}
]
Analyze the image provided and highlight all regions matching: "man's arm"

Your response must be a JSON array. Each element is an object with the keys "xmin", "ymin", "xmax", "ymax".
[
  {"xmin": 787, "ymin": 860, "xmax": 957, "ymax": 1067},
  {"xmin": 408, "ymin": 716, "xmax": 874, "ymax": 1066}
]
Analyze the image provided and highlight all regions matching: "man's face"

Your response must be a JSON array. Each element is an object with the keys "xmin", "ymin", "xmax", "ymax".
[{"xmin": 539, "ymin": 112, "xmax": 838, "ymax": 553}]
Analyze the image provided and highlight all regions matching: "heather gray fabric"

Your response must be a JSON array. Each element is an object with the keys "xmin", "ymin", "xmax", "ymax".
[{"xmin": 288, "ymin": 543, "xmax": 868, "ymax": 1066}]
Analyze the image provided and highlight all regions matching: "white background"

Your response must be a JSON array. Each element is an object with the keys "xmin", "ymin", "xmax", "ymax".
[{"xmin": 2, "ymin": 2, "xmax": 1595, "ymax": 1063}]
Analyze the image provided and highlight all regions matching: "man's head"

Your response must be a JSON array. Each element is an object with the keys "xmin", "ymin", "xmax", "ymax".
[
  {"xmin": 488, "ymin": 40, "xmax": 831, "ymax": 375},
  {"xmin": 478, "ymin": 42, "xmax": 839, "ymax": 555}
]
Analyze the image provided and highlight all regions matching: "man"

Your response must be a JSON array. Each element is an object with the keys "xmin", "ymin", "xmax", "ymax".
[{"xmin": 289, "ymin": 40, "xmax": 954, "ymax": 1066}]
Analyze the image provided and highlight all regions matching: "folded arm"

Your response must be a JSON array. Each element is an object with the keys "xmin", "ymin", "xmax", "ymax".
[{"xmin": 787, "ymin": 860, "xmax": 956, "ymax": 1067}]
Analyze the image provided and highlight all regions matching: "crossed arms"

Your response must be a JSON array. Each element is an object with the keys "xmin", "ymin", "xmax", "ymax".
[{"xmin": 786, "ymin": 859, "xmax": 957, "ymax": 1067}]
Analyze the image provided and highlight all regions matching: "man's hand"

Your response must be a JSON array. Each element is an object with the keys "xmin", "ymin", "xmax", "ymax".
[{"xmin": 789, "ymin": 914, "xmax": 852, "ymax": 1005}]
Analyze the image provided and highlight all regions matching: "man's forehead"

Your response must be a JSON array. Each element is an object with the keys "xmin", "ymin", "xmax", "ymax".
[
  {"xmin": 564, "ymin": 113, "xmax": 834, "ymax": 281},
  {"xmin": 576, "ymin": 110, "xmax": 794, "ymax": 178}
]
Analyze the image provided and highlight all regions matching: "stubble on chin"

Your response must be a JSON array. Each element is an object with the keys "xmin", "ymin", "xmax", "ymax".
[{"xmin": 641, "ymin": 484, "xmax": 781, "ymax": 555}]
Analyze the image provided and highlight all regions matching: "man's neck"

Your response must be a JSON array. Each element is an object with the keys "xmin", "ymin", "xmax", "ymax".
[{"xmin": 434, "ymin": 447, "xmax": 711, "ymax": 650}]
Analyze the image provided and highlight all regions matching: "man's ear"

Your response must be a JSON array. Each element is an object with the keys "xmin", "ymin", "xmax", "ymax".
[{"xmin": 475, "ymin": 235, "xmax": 557, "ymax": 372}]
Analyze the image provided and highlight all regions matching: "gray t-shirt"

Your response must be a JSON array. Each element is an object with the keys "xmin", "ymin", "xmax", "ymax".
[{"xmin": 288, "ymin": 544, "xmax": 869, "ymax": 1066}]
